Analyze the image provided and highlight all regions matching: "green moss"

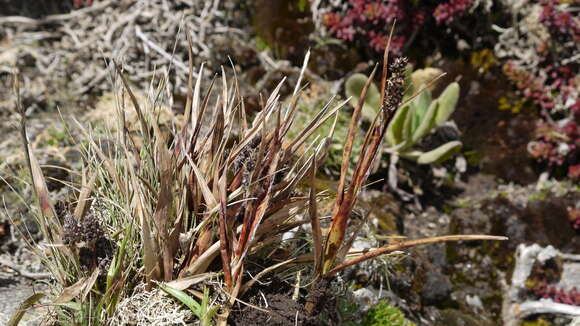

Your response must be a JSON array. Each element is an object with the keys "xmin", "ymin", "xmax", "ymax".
[
  {"xmin": 295, "ymin": 0, "xmax": 308, "ymax": 12},
  {"xmin": 522, "ymin": 318, "xmax": 552, "ymax": 326},
  {"xmin": 437, "ymin": 309, "xmax": 493, "ymax": 326},
  {"xmin": 255, "ymin": 36, "xmax": 269, "ymax": 51},
  {"xmin": 528, "ymin": 191, "xmax": 548, "ymax": 201},
  {"xmin": 464, "ymin": 150, "xmax": 484, "ymax": 166},
  {"xmin": 361, "ymin": 302, "xmax": 415, "ymax": 326},
  {"xmin": 452, "ymin": 199, "xmax": 472, "ymax": 209}
]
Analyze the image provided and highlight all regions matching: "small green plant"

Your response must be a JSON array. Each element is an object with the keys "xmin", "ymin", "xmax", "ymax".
[
  {"xmin": 159, "ymin": 285, "xmax": 219, "ymax": 326},
  {"xmin": 361, "ymin": 301, "xmax": 415, "ymax": 326},
  {"xmin": 386, "ymin": 81, "xmax": 461, "ymax": 164},
  {"xmin": 345, "ymin": 69, "xmax": 462, "ymax": 165}
]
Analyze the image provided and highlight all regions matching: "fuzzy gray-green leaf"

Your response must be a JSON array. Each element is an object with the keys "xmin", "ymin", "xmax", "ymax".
[
  {"xmin": 417, "ymin": 140, "xmax": 462, "ymax": 164},
  {"xmin": 400, "ymin": 150, "xmax": 423, "ymax": 161},
  {"xmin": 411, "ymin": 100, "xmax": 438, "ymax": 144},
  {"xmin": 386, "ymin": 104, "xmax": 410, "ymax": 146},
  {"xmin": 402, "ymin": 103, "xmax": 416, "ymax": 148},
  {"xmin": 345, "ymin": 73, "xmax": 380, "ymax": 121},
  {"xmin": 434, "ymin": 82, "xmax": 459, "ymax": 126},
  {"xmin": 413, "ymin": 89, "xmax": 432, "ymax": 123}
]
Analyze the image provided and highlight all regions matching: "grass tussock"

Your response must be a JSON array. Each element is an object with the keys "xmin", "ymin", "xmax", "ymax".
[{"xmin": 12, "ymin": 31, "xmax": 506, "ymax": 326}]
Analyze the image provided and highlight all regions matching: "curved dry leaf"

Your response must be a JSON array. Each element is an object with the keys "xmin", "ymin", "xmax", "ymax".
[{"xmin": 54, "ymin": 268, "xmax": 99, "ymax": 304}]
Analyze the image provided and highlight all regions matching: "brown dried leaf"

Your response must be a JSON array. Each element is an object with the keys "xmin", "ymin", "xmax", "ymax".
[
  {"xmin": 54, "ymin": 270, "xmax": 97, "ymax": 304},
  {"xmin": 165, "ymin": 272, "xmax": 217, "ymax": 291},
  {"xmin": 74, "ymin": 168, "xmax": 99, "ymax": 220},
  {"xmin": 325, "ymin": 235, "xmax": 508, "ymax": 277}
]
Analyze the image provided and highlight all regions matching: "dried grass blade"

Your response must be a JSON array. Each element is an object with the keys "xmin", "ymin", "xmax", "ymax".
[
  {"xmin": 226, "ymin": 108, "xmax": 270, "ymax": 166},
  {"xmin": 152, "ymin": 121, "xmax": 175, "ymax": 281},
  {"xmin": 259, "ymin": 197, "xmax": 309, "ymax": 233},
  {"xmin": 189, "ymin": 76, "xmax": 216, "ymax": 154},
  {"xmin": 336, "ymin": 65, "xmax": 378, "ymax": 203},
  {"xmin": 399, "ymin": 73, "xmax": 446, "ymax": 108},
  {"xmin": 74, "ymin": 167, "xmax": 99, "ymax": 219},
  {"xmin": 166, "ymin": 272, "xmax": 217, "ymax": 291},
  {"xmin": 126, "ymin": 147, "xmax": 160, "ymax": 286},
  {"xmin": 186, "ymin": 241, "xmax": 221, "ymax": 276},
  {"xmin": 7, "ymin": 293, "xmax": 45, "ymax": 326},
  {"xmin": 240, "ymin": 258, "xmax": 297, "ymax": 296},
  {"xmin": 114, "ymin": 61, "xmax": 151, "ymax": 148},
  {"xmin": 260, "ymin": 78, "xmax": 286, "ymax": 123},
  {"xmin": 280, "ymin": 90, "xmax": 302, "ymax": 139},
  {"xmin": 274, "ymin": 152, "xmax": 314, "ymax": 201},
  {"xmin": 191, "ymin": 63, "xmax": 205, "ymax": 129},
  {"xmin": 183, "ymin": 32, "xmax": 195, "ymax": 125},
  {"xmin": 16, "ymin": 82, "xmax": 51, "ymax": 222},
  {"xmin": 350, "ymin": 127, "xmax": 383, "ymax": 197},
  {"xmin": 325, "ymin": 235, "xmax": 508, "ymax": 277},
  {"xmin": 80, "ymin": 268, "xmax": 100, "ymax": 301},
  {"xmin": 218, "ymin": 173, "xmax": 232, "ymax": 288},
  {"xmin": 321, "ymin": 66, "xmax": 379, "ymax": 274},
  {"xmin": 334, "ymin": 216, "xmax": 366, "ymax": 266},
  {"xmin": 284, "ymin": 95, "xmax": 333, "ymax": 152},
  {"xmin": 309, "ymin": 157, "xmax": 323, "ymax": 276},
  {"xmin": 234, "ymin": 151, "xmax": 280, "ymax": 278},
  {"xmin": 221, "ymin": 66, "xmax": 228, "ymax": 118},
  {"xmin": 286, "ymin": 97, "xmax": 348, "ymax": 158},
  {"xmin": 27, "ymin": 144, "xmax": 57, "ymax": 223},
  {"xmin": 211, "ymin": 97, "xmax": 225, "ymax": 165},
  {"xmin": 54, "ymin": 272, "xmax": 95, "ymax": 303},
  {"xmin": 379, "ymin": 23, "xmax": 396, "ymax": 106},
  {"xmin": 189, "ymin": 159, "xmax": 218, "ymax": 209},
  {"xmin": 227, "ymin": 56, "xmax": 247, "ymax": 132},
  {"xmin": 74, "ymin": 122, "xmax": 125, "ymax": 194},
  {"xmin": 313, "ymin": 112, "xmax": 339, "ymax": 169},
  {"xmin": 292, "ymin": 49, "xmax": 310, "ymax": 97},
  {"xmin": 137, "ymin": 186, "xmax": 159, "ymax": 286}
]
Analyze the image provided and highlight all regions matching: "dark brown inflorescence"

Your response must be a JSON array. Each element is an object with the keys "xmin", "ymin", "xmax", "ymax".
[
  {"xmin": 62, "ymin": 213, "xmax": 115, "ymax": 273},
  {"xmin": 81, "ymin": 215, "xmax": 105, "ymax": 243},
  {"xmin": 62, "ymin": 215, "xmax": 83, "ymax": 245},
  {"xmin": 234, "ymin": 135, "xmax": 262, "ymax": 187},
  {"xmin": 382, "ymin": 57, "xmax": 408, "ymax": 113},
  {"xmin": 62, "ymin": 214, "xmax": 104, "ymax": 244}
]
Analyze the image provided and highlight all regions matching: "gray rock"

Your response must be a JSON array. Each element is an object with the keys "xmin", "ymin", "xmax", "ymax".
[{"xmin": 421, "ymin": 266, "xmax": 453, "ymax": 306}]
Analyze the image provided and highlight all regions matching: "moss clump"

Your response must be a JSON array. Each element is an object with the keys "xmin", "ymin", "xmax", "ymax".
[
  {"xmin": 361, "ymin": 302, "xmax": 415, "ymax": 326},
  {"xmin": 522, "ymin": 318, "xmax": 552, "ymax": 326}
]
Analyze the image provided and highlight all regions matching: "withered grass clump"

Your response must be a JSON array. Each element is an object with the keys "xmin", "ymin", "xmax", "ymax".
[{"xmin": 12, "ymin": 32, "xmax": 506, "ymax": 326}]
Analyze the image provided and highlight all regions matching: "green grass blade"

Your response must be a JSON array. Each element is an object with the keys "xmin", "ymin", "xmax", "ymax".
[
  {"xmin": 159, "ymin": 283, "xmax": 202, "ymax": 317},
  {"xmin": 7, "ymin": 293, "xmax": 45, "ymax": 326}
]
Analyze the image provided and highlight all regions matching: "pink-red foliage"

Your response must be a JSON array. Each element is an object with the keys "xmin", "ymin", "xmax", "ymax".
[
  {"xmin": 528, "ymin": 121, "xmax": 579, "ymax": 180},
  {"xmin": 73, "ymin": 0, "xmax": 93, "ymax": 9},
  {"xmin": 322, "ymin": 0, "xmax": 477, "ymax": 54},
  {"xmin": 568, "ymin": 207, "xmax": 580, "ymax": 230},
  {"xmin": 530, "ymin": 278, "xmax": 580, "ymax": 306}
]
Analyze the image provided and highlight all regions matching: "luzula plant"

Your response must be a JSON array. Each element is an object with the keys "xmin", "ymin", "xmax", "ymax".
[
  {"xmin": 12, "ymin": 30, "xmax": 505, "ymax": 326},
  {"xmin": 346, "ymin": 69, "xmax": 462, "ymax": 164},
  {"xmin": 304, "ymin": 34, "xmax": 504, "ymax": 315}
]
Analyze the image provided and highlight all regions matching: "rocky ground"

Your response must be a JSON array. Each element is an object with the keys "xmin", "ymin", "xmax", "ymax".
[{"xmin": 351, "ymin": 174, "xmax": 580, "ymax": 325}]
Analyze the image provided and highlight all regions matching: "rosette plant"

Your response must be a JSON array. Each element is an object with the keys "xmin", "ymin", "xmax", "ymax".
[{"xmin": 346, "ymin": 71, "xmax": 462, "ymax": 164}]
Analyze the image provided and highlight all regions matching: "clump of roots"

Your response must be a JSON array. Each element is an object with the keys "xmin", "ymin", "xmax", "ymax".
[{"xmin": 110, "ymin": 284, "xmax": 194, "ymax": 326}]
